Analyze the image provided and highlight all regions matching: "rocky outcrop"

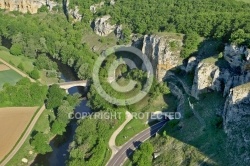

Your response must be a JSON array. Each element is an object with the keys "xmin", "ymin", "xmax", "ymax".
[
  {"xmin": 224, "ymin": 44, "xmax": 250, "ymax": 70},
  {"xmin": 115, "ymin": 25, "xmax": 123, "ymax": 39},
  {"xmin": 93, "ymin": 15, "xmax": 116, "ymax": 36},
  {"xmin": 141, "ymin": 35, "xmax": 181, "ymax": 81},
  {"xmin": 223, "ymin": 83, "xmax": 250, "ymax": 165},
  {"xmin": 90, "ymin": 1, "xmax": 104, "ymax": 13},
  {"xmin": 185, "ymin": 56, "xmax": 197, "ymax": 73},
  {"xmin": 110, "ymin": 0, "xmax": 115, "ymax": 5},
  {"xmin": 191, "ymin": 62, "xmax": 219, "ymax": 99},
  {"xmin": 68, "ymin": 6, "xmax": 82, "ymax": 21},
  {"xmin": 191, "ymin": 44, "xmax": 250, "ymax": 99},
  {"xmin": 0, "ymin": 0, "xmax": 57, "ymax": 14}
]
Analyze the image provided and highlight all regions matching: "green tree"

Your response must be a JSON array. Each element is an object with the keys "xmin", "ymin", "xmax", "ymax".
[
  {"xmin": 46, "ymin": 84, "xmax": 67, "ymax": 109},
  {"xmin": 10, "ymin": 43, "xmax": 22, "ymax": 56},
  {"xmin": 230, "ymin": 29, "xmax": 250, "ymax": 46},
  {"xmin": 132, "ymin": 142, "xmax": 154, "ymax": 166},
  {"xmin": 29, "ymin": 69, "xmax": 40, "ymax": 80},
  {"xmin": 31, "ymin": 132, "xmax": 52, "ymax": 154},
  {"xmin": 17, "ymin": 63, "xmax": 24, "ymax": 71}
]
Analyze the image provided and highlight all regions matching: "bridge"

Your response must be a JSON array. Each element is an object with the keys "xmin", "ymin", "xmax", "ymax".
[{"xmin": 57, "ymin": 80, "xmax": 90, "ymax": 90}]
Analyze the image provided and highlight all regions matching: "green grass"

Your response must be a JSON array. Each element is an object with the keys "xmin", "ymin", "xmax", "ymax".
[
  {"xmin": 236, "ymin": 0, "xmax": 250, "ymax": 3},
  {"xmin": 0, "ymin": 50, "xmax": 35, "ymax": 73},
  {"xmin": 0, "ymin": 70, "xmax": 23, "ymax": 89},
  {"xmin": 39, "ymin": 70, "xmax": 59, "ymax": 84},
  {"xmin": 152, "ymin": 92, "xmax": 229, "ymax": 165},
  {"xmin": 0, "ymin": 49, "xmax": 59, "ymax": 85},
  {"xmin": 123, "ymin": 159, "xmax": 133, "ymax": 166},
  {"xmin": 116, "ymin": 118, "xmax": 149, "ymax": 146},
  {"xmin": 116, "ymin": 94, "xmax": 177, "ymax": 146},
  {"xmin": 82, "ymin": 31, "xmax": 117, "ymax": 54}
]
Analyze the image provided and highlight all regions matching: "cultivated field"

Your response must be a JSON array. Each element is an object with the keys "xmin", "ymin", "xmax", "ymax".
[
  {"xmin": 0, "ymin": 107, "xmax": 38, "ymax": 161},
  {"xmin": 0, "ymin": 69, "xmax": 23, "ymax": 89}
]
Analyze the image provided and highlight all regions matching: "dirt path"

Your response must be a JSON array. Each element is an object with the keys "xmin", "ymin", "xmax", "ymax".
[
  {"xmin": 0, "ymin": 58, "xmax": 35, "ymax": 82},
  {"xmin": 0, "ymin": 105, "xmax": 45, "ymax": 166},
  {"xmin": 108, "ymin": 111, "xmax": 133, "ymax": 160}
]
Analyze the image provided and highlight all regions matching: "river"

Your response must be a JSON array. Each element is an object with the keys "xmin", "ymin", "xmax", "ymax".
[{"xmin": 31, "ymin": 60, "xmax": 91, "ymax": 166}]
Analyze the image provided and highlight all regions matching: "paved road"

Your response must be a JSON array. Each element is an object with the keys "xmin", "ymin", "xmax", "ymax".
[
  {"xmin": 0, "ymin": 105, "xmax": 46, "ymax": 166},
  {"xmin": 107, "ymin": 120, "xmax": 167, "ymax": 166}
]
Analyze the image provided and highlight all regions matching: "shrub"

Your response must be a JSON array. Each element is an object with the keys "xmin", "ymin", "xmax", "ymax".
[
  {"xmin": 17, "ymin": 63, "xmax": 24, "ymax": 71},
  {"xmin": 10, "ymin": 43, "xmax": 22, "ymax": 56},
  {"xmin": 30, "ymin": 69, "xmax": 40, "ymax": 80}
]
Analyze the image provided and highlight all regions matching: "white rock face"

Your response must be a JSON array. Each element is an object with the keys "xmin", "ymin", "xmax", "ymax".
[
  {"xmin": 141, "ymin": 35, "xmax": 180, "ymax": 81},
  {"xmin": 191, "ymin": 62, "xmax": 250, "ymax": 99},
  {"xmin": 223, "ymin": 83, "xmax": 250, "ymax": 165},
  {"xmin": 185, "ymin": 56, "xmax": 197, "ymax": 73},
  {"xmin": 69, "ymin": 6, "xmax": 82, "ymax": 21},
  {"xmin": 90, "ymin": 1, "xmax": 104, "ymax": 13},
  {"xmin": 93, "ymin": 15, "xmax": 116, "ymax": 36},
  {"xmin": 110, "ymin": 0, "xmax": 115, "ymax": 5},
  {"xmin": 191, "ymin": 44, "xmax": 250, "ymax": 99},
  {"xmin": 224, "ymin": 44, "xmax": 249, "ymax": 69},
  {"xmin": 115, "ymin": 25, "xmax": 123, "ymax": 39},
  {"xmin": 0, "ymin": 0, "xmax": 57, "ymax": 14},
  {"xmin": 191, "ymin": 62, "xmax": 219, "ymax": 99}
]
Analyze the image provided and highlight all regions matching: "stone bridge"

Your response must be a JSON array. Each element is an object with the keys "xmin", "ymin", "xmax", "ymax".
[{"xmin": 58, "ymin": 80, "xmax": 90, "ymax": 90}]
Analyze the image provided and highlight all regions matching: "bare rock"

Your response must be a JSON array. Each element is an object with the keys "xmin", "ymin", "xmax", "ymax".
[
  {"xmin": 69, "ymin": 6, "xmax": 82, "ymax": 21},
  {"xmin": 93, "ymin": 15, "xmax": 116, "ymax": 36},
  {"xmin": 223, "ymin": 83, "xmax": 250, "ymax": 165},
  {"xmin": 110, "ymin": 0, "xmax": 115, "ymax": 5},
  {"xmin": 224, "ymin": 44, "xmax": 250, "ymax": 70},
  {"xmin": 0, "ymin": 0, "xmax": 57, "ymax": 14},
  {"xmin": 21, "ymin": 158, "xmax": 28, "ymax": 163},
  {"xmin": 90, "ymin": 1, "xmax": 104, "ymax": 13},
  {"xmin": 141, "ymin": 35, "xmax": 181, "ymax": 81},
  {"xmin": 191, "ymin": 62, "xmax": 219, "ymax": 99},
  {"xmin": 115, "ymin": 25, "xmax": 123, "ymax": 39},
  {"xmin": 185, "ymin": 56, "xmax": 197, "ymax": 73}
]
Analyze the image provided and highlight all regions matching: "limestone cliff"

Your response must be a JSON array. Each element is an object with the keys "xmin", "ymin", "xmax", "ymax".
[
  {"xmin": 223, "ymin": 83, "xmax": 250, "ymax": 165},
  {"xmin": 0, "ymin": 0, "xmax": 57, "ymax": 14},
  {"xmin": 224, "ymin": 44, "xmax": 250, "ymax": 70},
  {"xmin": 191, "ymin": 45, "xmax": 250, "ymax": 99},
  {"xmin": 141, "ymin": 35, "xmax": 181, "ymax": 81},
  {"xmin": 191, "ymin": 62, "xmax": 219, "ymax": 99},
  {"xmin": 93, "ymin": 15, "xmax": 116, "ymax": 36}
]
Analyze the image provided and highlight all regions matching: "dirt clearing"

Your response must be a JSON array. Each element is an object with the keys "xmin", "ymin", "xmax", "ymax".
[
  {"xmin": 0, "ymin": 107, "xmax": 38, "ymax": 161},
  {"xmin": 0, "ymin": 64, "xmax": 10, "ymax": 71}
]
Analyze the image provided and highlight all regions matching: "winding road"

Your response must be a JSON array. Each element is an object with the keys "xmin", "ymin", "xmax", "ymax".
[{"xmin": 107, "ymin": 120, "xmax": 167, "ymax": 166}]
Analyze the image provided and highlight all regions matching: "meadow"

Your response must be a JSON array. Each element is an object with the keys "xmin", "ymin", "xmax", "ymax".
[{"xmin": 0, "ymin": 69, "xmax": 23, "ymax": 89}]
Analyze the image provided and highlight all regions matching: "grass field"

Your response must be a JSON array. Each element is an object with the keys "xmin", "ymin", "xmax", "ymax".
[
  {"xmin": 0, "ymin": 107, "xmax": 38, "ymax": 161},
  {"xmin": 0, "ymin": 69, "xmax": 23, "ymax": 89},
  {"xmin": 0, "ymin": 50, "xmax": 35, "ymax": 73},
  {"xmin": 116, "ymin": 94, "xmax": 177, "ymax": 146},
  {"xmin": 150, "ymin": 92, "xmax": 228, "ymax": 165},
  {"xmin": 236, "ymin": 0, "xmax": 250, "ymax": 3}
]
